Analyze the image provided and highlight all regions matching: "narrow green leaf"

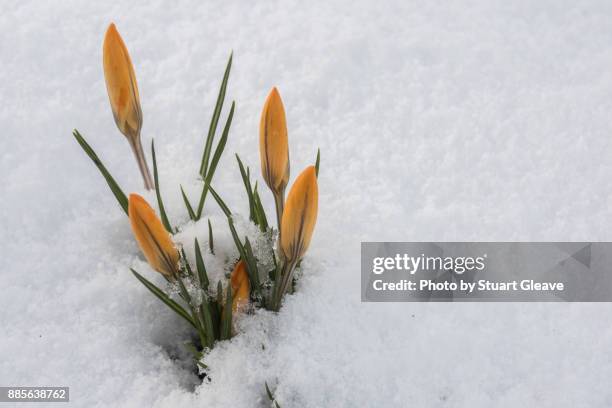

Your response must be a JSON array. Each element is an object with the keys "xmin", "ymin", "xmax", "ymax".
[
  {"xmin": 216, "ymin": 281, "xmax": 224, "ymax": 313},
  {"xmin": 236, "ymin": 154, "xmax": 255, "ymax": 221},
  {"xmin": 253, "ymin": 185, "xmax": 269, "ymax": 232},
  {"xmin": 265, "ymin": 382, "xmax": 281, "ymax": 407},
  {"xmin": 210, "ymin": 296, "xmax": 221, "ymax": 340},
  {"xmin": 228, "ymin": 218, "xmax": 246, "ymax": 257},
  {"xmin": 200, "ymin": 52, "xmax": 233, "ymax": 177},
  {"xmin": 243, "ymin": 238, "xmax": 260, "ymax": 289},
  {"xmin": 220, "ymin": 283, "xmax": 233, "ymax": 340},
  {"xmin": 131, "ymin": 269, "xmax": 196, "ymax": 328},
  {"xmin": 271, "ymin": 261, "xmax": 284, "ymax": 310},
  {"xmin": 176, "ymin": 268, "xmax": 193, "ymax": 302},
  {"xmin": 195, "ymin": 238, "xmax": 214, "ymax": 347},
  {"xmin": 265, "ymin": 382, "xmax": 274, "ymax": 401},
  {"xmin": 208, "ymin": 184, "xmax": 232, "ymax": 217},
  {"xmin": 273, "ymin": 261, "xmax": 282, "ymax": 284},
  {"xmin": 177, "ymin": 275, "xmax": 209, "ymax": 349},
  {"xmin": 180, "ymin": 185, "xmax": 196, "ymax": 220},
  {"xmin": 196, "ymin": 101, "xmax": 236, "ymax": 218},
  {"xmin": 208, "ymin": 219, "xmax": 214, "ymax": 254},
  {"xmin": 315, "ymin": 148, "xmax": 320, "ymax": 177},
  {"xmin": 194, "ymin": 238, "xmax": 209, "ymax": 290},
  {"xmin": 72, "ymin": 129, "xmax": 127, "ymax": 214},
  {"xmin": 151, "ymin": 140, "xmax": 172, "ymax": 232},
  {"xmin": 199, "ymin": 301, "xmax": 215, "ymax": 348},
  {"xmin": 207, "ymin": 101, "xmax": 234, "ymax": 181},
  {"xmin": 180, "ymin": 248, "xmax": 195, "ymax": 279}
]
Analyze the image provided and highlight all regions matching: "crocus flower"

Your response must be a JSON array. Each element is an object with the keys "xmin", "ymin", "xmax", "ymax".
[
  {"xmin": 103, "ymin": 23, "xmax": 153, "ymax": 190},
  {"xmin": 103, "ymin": 23, "xmax": 141, "ymax": 140},
  {"xmin": 280, "ymin": 166, "xmax": 318, "ymax": 263},
  {"xmin": 259, "ymin": 87, "xmax": 290, "ymax": 198},
  {"xmin": 128, "ymin": 194, "xmax": 179, "ymax": 278},
  {"xmin": 230, "ymin": 260, "xmax": 250, "ymax": 313}
]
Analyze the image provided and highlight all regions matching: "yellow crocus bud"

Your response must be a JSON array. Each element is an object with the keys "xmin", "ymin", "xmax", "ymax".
[
  {"xmin": 103, "ymin": 23, "xmax": 153, "ymax": 190},
  {"xmin": 259, "ymin": 87, "xmax": 290, "ymax": 197},
  {"xmin": 280, "ymin": 166, "xmax": 318, "ymax": 263},
  {"xmin": 103, "ymin": 23, "xmax": 142, "ymax": 140},
  {"xmin": 230, "ymin": 260, "xmax": 250, "ymax": 313},
  {"xmin": 128, "ymin": 194, "xmax": 179, "ymax": 278}
]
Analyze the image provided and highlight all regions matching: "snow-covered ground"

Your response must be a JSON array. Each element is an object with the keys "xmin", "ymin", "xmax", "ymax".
[{"xmin": 2, "ymin": 0, "xmax": 612, "ymax": 406}]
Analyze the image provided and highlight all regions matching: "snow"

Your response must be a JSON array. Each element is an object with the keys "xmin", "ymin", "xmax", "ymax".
[{"xmin": 2, "ymin": 0, "xmax": 612, "ymax": 406}]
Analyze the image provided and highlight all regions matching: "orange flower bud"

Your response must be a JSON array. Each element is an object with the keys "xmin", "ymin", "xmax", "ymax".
[
  {"xmin": 259, "ymin": 87, "xmax": 289, "ymax": 196},
  {"xmin": 103, "ymin": 23, "xmax": 142, "ymax": 141},
  {"xmin": 230, "ymin": 260, "xmax": 250, "ymax": 313},
  {"xmin": 280, "ymin": 166, "xmax": 318, "ymax": 262},
  {"xmin": 103, "ymin": 23, "xmax": 153, "ymax": 190},
  {"xmin": 128, "ymin": 194, "xmax": 179, "ymax": 278}
]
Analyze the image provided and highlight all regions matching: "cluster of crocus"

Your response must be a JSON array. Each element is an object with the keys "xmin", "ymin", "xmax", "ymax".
[
  {"xmin": 72, "ymin": 23, "xmax": 320, "ymax": 360},
  {"xmin": 259, "ymin": 88, "xmax": 319, "ymax": 311},
  {"xmin": 129, "ymin": 192, "xmax": 237, "ymax": 350}
]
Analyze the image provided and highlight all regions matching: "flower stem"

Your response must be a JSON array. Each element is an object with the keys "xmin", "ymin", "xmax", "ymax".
[
  {"xmin": 273, "ymin": 189, "xmax": 285, "ymax": 233},
  {"xmin": 129, "ymin": 134, "xmax": 154, "ymax": 190},
  {"xmin": 271, "ymin": 258, "xmax": 297, "ymax": 312},
  {"xmin": 273, "ymin": 188, "xmax": 286, "ymax": 268}
]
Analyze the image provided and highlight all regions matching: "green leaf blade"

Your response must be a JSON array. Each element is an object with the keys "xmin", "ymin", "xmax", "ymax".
[
  {"xmin": 72, "ymin": 129, "xmax": 128, "ymax": 214},
  {"xmin": 253, "ymin": 185, "xmax": 269, "ymax": 232},
  {"xmin": 208, "ymin": 185, "xmax": 232, "ymax": 217},
  {"xmin": 243, "ymin": 237, "xmax": 261, "ymax": 296},
  {"xmin": 265, "ymin": 382, "xmax": 274, "ymax": 400},
  {"xmin": 131, "ymin": 269, "xmax": 196, "ymax": 328},
  {"xmin": 199, "ymin": 302, "xmax": 215, "ymax": 348},
  {"xmin": 200, "ymin": 52, "xmax": 233, "ymax": 177},
  {"xmin": 236, "ymin": 154, "xmax": 255, "ymax": 221},
  {"xmin": 220, "ymin": 283, "xmax": 233, "ymax": 340},
  {"xmin": 196, "ymin": 101, "xmax": 236, "ymax": 218},
  {"xmin": 180, "ymin": 185, "xmax": 197, "ymax": 220},
  {"xmin": 180, "ymin": 248, "xmax": 195, "ymax": 279},
  {"xmin": 151, "ymin": 140, "xmax": 172, "ymax": 232},
  {"xmin": 208, "ymin": 219, "xmax": 215, "ymax": 254},
  {"xmin": 194, "ymin": 238, "xmax": 209, "ymax": 290}
]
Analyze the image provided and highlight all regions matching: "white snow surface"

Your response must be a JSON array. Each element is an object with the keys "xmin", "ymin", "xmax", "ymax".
[{"xmin": 2, "ymin": 1, "xmax": 612, "ymax": 407}]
